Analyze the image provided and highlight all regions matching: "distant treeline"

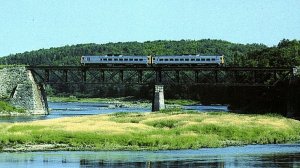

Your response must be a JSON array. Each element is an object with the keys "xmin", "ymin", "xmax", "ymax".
[
  {"xmin": 0, "ymin": 39, "xmax": 299, "ymax": 67},
  {"xmin": 0, "ymin": 39, "xmax": 261, "ymax": 66}
]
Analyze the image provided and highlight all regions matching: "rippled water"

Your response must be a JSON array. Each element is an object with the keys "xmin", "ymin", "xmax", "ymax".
[
  {"xmin": 0, "ymin": 144, "xmax": 299, "ymax": 167},
  {"xmin": 0, "ymin": 102, "xmax": 151, "ymax": 123},
  {"xmin": 0, "ymin": 102, "xmax": 228, "ymax": 123}
]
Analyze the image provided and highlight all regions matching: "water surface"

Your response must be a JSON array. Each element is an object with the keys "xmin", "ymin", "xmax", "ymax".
[
  {"xmin": 0, "ymin": 144, "xmax": 299, "ymax": 167},
  {"xmin": 0, "ymin": 102, "xmax": 228, "ymax": 123}
]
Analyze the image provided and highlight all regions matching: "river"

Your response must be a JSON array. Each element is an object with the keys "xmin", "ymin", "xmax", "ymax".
[
  {"xmin": 0, "ymin": 144, "xmax": 299, "ymax": 167},
  {"xmin": 0, "ymin": 102, "xmax": 299, "ymax": 167},
  {"xmin": 0, "ymin": 102, "xmax": 228, "ymax": 123}
]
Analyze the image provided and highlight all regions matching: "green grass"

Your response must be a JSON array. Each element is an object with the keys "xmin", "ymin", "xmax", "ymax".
[
  {"xmin": 48, "ymin": 96, "xmax": 150, "ymax": 105},
  {"xmin": 165, "ymin": 99, "xmax": 199, "ymax": 106},
  {"xmin": 48, "ymin": 96, "xmax": 114, "ymax": 103},
  {"xmin": 0, "ymin": 101, "xmax": 26, "ymax": 114},
  {"xmin": 0, "ymin": 110, "xmax": 300, "ymax": 151},
  {"xmin": 49, "ymin": 96, "xmax": 197, "ymax": 106},
  {"xmin": 0, "ymin": 65, "xmax": 26, "ymax": 69},
  {"xmin": 109, "ymin": 112, "xmax": 146, "ymax": 123}
]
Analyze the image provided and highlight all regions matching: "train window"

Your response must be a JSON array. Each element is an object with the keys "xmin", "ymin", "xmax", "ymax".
[
  {"xmin": 159, "ymin": 59, "xmax": 163, "ymax": 61},
  {"xmin": 170, "ymin": 59, "xmax": 174, "ymax": 61},
  {"xmin": 206, "ymin": 58, "xmax": 210, "ymax": 61},
  {"xmin": 108, "ymin": 58, "xmax": 112, "ymax": 61},
  {"xmin": 201, "ymin": 58, "xmax": 205, "ymax": 61},
  {"xmin": 212, "ymin": 58, "xmax": 216, "ymax": 61},
  {"xmin": 185, "ymin": 59, "xmax": 189, "ymax": 61},
  {"xmin": 164, "ymin": 59, "xmax": 169, "ymax": 61},
  {"xmin": 103, "ymin": 58, "xmax": 107, "ymax": 61},
  {"xmin": 196, "ymin": 59, "xmax": 200, "ymax": 61},
  {"xmin": 87, "ymin": 58, "xmax": 90, "ymax": 61},
  {"xmin": 191, "ymin": 59, "xmax": 195, "ymax": 61},
  {"xmin": 129, "ymin": 59, "xmax": 133, "ymax": 61},
  {"xmin": 180, "ymin": 59, "xmax": 184, "ymax": 61},
  {"xmin": 175, "ymin": 59, "xmax": 179, "ymax": 61},
  {"xmin": 114, "ymin": 59, "xmax": 118, "ymax": 61},
  {"xmin": 134, "ymin": 59, "xmax": 138, "ymax": 61},
  {"xmin": 139, "ymin": 59, "xmax": 143, "ymax": 61},
  {"xmin": 119, "ymin": 58, "xmax": 123, "ymax": 61},
  {"xmin": 124, "ymin": 59, "xmax": 128, "ymax": 61}
]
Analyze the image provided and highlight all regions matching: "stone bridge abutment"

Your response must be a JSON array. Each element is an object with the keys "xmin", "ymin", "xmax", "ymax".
[{"xmin": 0, "ymin": 67, "xmax": 48, "ymax": 115}]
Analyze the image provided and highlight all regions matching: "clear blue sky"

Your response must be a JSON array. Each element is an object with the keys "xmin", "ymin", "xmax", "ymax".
[{"xmin": 0, "ymin": 0, "xmax": 299, "ymax": 56}]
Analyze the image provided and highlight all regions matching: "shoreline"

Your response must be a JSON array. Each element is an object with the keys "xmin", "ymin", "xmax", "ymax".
[
  {"xmin": 47, "ymin": 96, "xmax": 199, "ymax": 106},
  {"xmin": 0, "ymin": 112, "xmax": 30, "ymax": 117},
  {"xmin": 2, "ymin": 142, "xmax": 300, "ymax": 152},
  {"xmin": 1, "ymin": 110, "xmax": 300, "ymax": 152}
]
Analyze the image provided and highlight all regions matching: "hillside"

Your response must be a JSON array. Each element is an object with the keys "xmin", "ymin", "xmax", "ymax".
[{"xmin": 0, "ymin": 39, "xmax": 267, "ymax": 66}]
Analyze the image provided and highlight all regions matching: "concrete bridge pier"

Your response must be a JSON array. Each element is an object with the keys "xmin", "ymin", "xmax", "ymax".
[{"xmin": 152, "ymin": 85, "xmax": 165, "ymax": 112}]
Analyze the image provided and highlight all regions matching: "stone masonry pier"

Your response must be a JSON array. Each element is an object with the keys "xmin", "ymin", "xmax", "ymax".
[{"xmin": 0, "ymin": 67, "xmax": 48, "ymax": 115}]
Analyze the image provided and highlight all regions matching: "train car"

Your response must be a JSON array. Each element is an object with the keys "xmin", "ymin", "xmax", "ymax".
[
  {"xmin": 81, "ymin": 55, "xmax": 151, "ymax": 66},
  {"xmin": 153, "ymin": 55, "xmax": 224, "ymax": 66},
  {"xmin": 81, "ymin": 55, "xmax": 224, "ymax": 66}
]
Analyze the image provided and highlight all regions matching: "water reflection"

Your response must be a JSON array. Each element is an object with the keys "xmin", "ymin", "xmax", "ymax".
[
  {"xmin": 0, "ymin": 144, "xmax": 299, "ymax": 168},
  {"xmin": 79, "ymin": 159, "xmax": 226, "ymax": 168}
]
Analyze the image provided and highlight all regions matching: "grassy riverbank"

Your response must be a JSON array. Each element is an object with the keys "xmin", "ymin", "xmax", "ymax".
[
  {"xmin": 0, "ymin": 110, "xmax": 299, "ymax": 151},
  {"xmin": 0, "ymin": 100, "xmax": 25, "ymax": 115},
  {"xmin": 48, "ymin": 96, "xmax": 198, "ymax": 107},
  {"xmin": 48, "ymin": 96, "xmax": 121, "ymax": 103},
  {"xmin": 48, "ymin": 96, "xmax": 198, "ymax": 105}
]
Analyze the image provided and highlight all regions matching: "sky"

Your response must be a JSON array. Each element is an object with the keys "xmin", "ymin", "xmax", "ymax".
[{"xmin": 0, "ymin": 0, "xmax": 300, "ymax": 56}]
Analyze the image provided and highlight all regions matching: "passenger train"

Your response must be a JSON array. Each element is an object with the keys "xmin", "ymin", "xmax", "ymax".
[{"xmin": 81, "ymin": 55, "xmax": 224, "ymax": 66}]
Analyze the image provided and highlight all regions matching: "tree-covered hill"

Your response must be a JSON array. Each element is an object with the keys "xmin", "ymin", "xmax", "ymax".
[
  {"xmin": 0, "ymin": 39, "xmax": 267, "ymax": 66},
  {"xmin": 243, "ymin": 39, "xmax": 300, "ymax": 67}
]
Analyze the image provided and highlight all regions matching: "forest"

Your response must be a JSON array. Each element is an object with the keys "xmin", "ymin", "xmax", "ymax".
[
  {"xmin": 0, "ymin": 39, "xmax": 299, "ymax": 99},
  {"xmin": 1, "ymin": 39, "xmax": 299, "ymax": 67}
]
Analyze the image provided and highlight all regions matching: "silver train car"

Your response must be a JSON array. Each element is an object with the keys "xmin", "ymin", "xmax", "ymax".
[
  {"xmin": 81, "ymin": 55, "xmax": 224, "ymax": 66},
  {"xmin": 153, "ymin": 55, "xmax": 224, "ymax": 65},
  {"xmin": 81, "ymin": 55, "xmax": 151, "ymax": 65}
]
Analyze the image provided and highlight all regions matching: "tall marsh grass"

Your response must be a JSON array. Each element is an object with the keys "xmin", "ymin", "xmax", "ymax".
[{"xmin": 0, "ymin": 110, "xmax": 300, "ymax": 151}]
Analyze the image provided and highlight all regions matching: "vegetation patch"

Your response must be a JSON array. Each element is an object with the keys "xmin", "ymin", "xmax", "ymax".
[
  {"xmin": 145, "ymin": 119, "xmax": 182, "ymax": 129},
  {"xmin": 0, "ymin": 110, "xmax": 300, "ymax": 151},
  {"xmin": 165, "ymin": 99, "xmax": 199, "ymax": 106},
  {"xmin": 157, "ymin": 107, "xmax": 198, "ymax": 115},
  {"xmin": 0, "ymin": 100, "xmax": 26, "ymax": 114},
  {"xmin": 0, "ymin": 65, "xmax": 25, "ymax": 69},
  {"xmin": 109, "ymin": 112, "xmax": 146, "ymax": 123}
]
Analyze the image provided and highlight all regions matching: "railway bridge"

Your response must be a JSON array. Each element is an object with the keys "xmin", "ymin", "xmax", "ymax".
[
  {"xmin": 26, "ymin": 65, "xmax": 299, "ymax": 118},
  {"xmin": 26, "ymin": 66, "xmax": 295, "ymax": 86}
]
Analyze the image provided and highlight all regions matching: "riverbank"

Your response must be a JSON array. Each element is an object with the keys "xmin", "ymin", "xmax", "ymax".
[
  {"xmin": 48, "ymin": 96, "xmax": 199, "ymax": 107},
  {"xmin": 0, "ymin": 100, "xmax": 26, "ymax": 116},
  {"xmin": 0, "ymin": 109, "xmax": 299, "ymax": 152}
]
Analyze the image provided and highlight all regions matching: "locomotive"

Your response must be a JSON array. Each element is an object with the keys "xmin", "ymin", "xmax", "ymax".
[{"xmin": 81, "ymin": 55, "xmax": 224, "ymax": 66}]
